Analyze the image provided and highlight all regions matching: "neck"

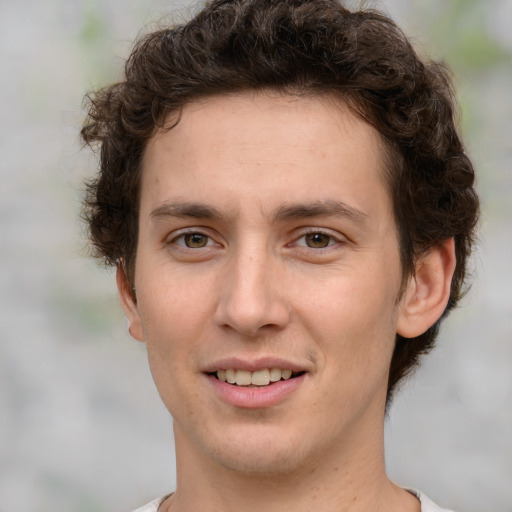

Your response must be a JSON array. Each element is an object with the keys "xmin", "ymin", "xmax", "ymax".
[{"xmin": 163, "ymin": 415, "xmax": 419, "ymax": 512}]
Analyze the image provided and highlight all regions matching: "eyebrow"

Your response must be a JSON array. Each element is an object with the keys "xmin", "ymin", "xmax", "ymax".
[
  {"xmin": 149, "ymin": 199, "xmax": 369, "ymax": 226},
  {"xmin": 272, "ymin": 200, "xmax": 369, "ymax": 225},
  {"xmin": 150, "ymin": 202, "xmax": 225, "ymax": 221}
]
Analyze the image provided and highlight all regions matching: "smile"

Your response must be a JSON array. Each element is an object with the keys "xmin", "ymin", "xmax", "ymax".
[
  {"xmin": 206, "ymin": 365, "xmax": 308, "ymax": 408},
  {"xmin": 215, "ymin": 368, "xmax": 303, "ymax": 387}
]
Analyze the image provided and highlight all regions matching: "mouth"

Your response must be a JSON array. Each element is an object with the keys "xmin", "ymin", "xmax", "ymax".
[{"xmin": 209, "ymin": 368, "xmax": 306, "ymax": 387}]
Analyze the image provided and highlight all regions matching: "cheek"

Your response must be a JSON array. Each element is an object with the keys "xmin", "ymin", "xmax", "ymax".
[
  {"xmin": 303, "ymin": 278, "xmax": 399, "ymax": 418},
  {"xmin": 300, "ymin": 264, "xmax": 400, "ymax": 361},
  {"xmin": 134, "ymin": 292, "xmax": 191, "ymax": 372},
  {"xmin": 136, "ymin": 260, "xmax": 216, "ymax": 327},
  {"xmin": 138, "ymin": 286, "xmax": 206, "ymax": 414},
  {"xmin": 135, "ymin": 264, "xmax": 220, "ymax": 380}
]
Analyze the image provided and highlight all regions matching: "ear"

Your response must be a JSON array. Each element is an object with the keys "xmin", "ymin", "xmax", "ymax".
[
  {"xmin": 116, "ymin": 264, "xmax": 144, "ymax": 342},
  {"xmin": 397, "ymin": 238, "xmax": 456, "ymax": 338}
]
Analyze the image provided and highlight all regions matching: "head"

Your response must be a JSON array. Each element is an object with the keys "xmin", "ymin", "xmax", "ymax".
[{"xmin": 82, "ymin": 0, "xmax": 478, "ymax": 405}]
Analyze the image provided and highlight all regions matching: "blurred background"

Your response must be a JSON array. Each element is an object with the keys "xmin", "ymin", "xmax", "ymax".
[{"xmin": 0, "ymin": 0, "xmax": 511, "ymax": 511}]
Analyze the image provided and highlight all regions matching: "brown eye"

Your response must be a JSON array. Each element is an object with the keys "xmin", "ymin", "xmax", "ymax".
[
  {"xmin": 304, "ymin": 232, "xmax": 332, "ymax": 248},
  {"xmin": 183, "ymin": 233, "xmax": 209, "ymax": 248}
]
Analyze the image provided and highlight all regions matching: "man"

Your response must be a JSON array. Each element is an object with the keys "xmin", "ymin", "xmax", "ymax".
[{"xmin": 81, "ymin": 1, "xmax": 479, "ymax": 511}]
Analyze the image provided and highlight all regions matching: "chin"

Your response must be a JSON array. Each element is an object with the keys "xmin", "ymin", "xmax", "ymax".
[
  {"xmin": 213, "ymin": 446, "xmax": 309, "ymax": 477},
  {"xmin": 199, "ymin": 424, "xmax": 319, "ymax": 477}
]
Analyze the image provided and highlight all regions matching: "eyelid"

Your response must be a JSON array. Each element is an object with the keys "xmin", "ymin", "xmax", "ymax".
[
  {"xmin": 167, "ymin": 227, "xmax": 221, "ymax": 248},
  {"xmin": 291, "ymin": 227, "xmax": 346, "ymax": 248}
]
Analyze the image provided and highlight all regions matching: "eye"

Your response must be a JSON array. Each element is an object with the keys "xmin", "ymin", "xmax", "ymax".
[
  {"xmin": 296, "ymin": 231, "xmax": 338, "ymax": 249},
  {"xmin": 303, "ymin": 232, "xmax": 334, "ymax": 248},
  {"xmin": 174, "ymin": 232, "xmax": 213, "ymax": 248}
]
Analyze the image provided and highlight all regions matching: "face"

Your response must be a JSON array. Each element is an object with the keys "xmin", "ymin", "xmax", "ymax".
[{"xmin": 122, "ymin": 92, "xmax": 408, "ymax": 475}]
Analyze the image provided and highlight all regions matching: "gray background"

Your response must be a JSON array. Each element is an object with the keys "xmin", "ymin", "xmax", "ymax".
[{"xmin": 1, "ymin": 0, "xmax": 511, "ymax": 511}]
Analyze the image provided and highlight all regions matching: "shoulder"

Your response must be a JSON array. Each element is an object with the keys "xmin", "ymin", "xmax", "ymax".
[
  {"xmin": 408, "ymin": 489, "xmax": 456, "ymax": 512},
  {"xmin": 130, "ymin": 496, "xmax": 168, "ymax": 512}
]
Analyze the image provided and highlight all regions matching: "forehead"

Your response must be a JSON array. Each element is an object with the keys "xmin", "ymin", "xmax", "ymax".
[{"xmin": 140, "ymin": 92, "xmax": 391, "ymax": 221}]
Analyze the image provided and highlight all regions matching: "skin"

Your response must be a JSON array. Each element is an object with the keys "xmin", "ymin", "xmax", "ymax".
[{"xmin": 118, "ymin": 92, "xmax": 455, "ymax": 512}]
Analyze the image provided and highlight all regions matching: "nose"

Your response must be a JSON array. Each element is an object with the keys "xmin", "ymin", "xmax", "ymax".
[{"xmin": 214, "ymin": 249, "xmax": 290, "ymax": 337}]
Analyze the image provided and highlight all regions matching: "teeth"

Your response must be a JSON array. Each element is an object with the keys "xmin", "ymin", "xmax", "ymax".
[
  {"xmin": 269, "ymin": 368, "xmax": 282, "ymax": 382},
  {"xmin": 215, "ymin": 368, "xmax": 297, "ymax": 386},
  {"xmin": 235, "ymin": 370, "xmax": 252, "ymax": 386},
  {"xmin": 251, "ymin": 369, "xmax": 270, "ymax": 386},
  {"xmin": 281, "ymin": 369, "xmax": 292, "ymax": 380}
]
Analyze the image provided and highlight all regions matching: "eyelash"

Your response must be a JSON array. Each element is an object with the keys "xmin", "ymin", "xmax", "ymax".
[
  {"xmin": 170, "ymin": 230, "xmax": 217, "ymax": 249},
  {"xmin": 167, "ymin": 228, "xmax": 345, "ymax": 253},
  {"xmin": 293, "ymin": 229, "xmax": 344, "ymax": 250}
]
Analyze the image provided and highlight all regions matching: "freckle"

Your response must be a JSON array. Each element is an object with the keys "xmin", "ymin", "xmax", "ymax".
[{"xmin": 334, "ymin": 467, "xmax": 339, "ymax": 472}]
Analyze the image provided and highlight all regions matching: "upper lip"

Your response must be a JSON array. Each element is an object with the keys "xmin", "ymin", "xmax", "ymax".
[{"xmin": 202, "ymin": 356, "xmax": 308, "ymax": 373}]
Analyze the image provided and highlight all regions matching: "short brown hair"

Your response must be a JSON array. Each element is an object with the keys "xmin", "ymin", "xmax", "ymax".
[{"xmin": 81, "ymin": 0, "xmax": 479, "ymax": 403}]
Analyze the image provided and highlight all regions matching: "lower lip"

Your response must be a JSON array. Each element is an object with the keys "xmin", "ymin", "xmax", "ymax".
[{"xmin": 206, "ymin": 373, "xmax": 306, "ymax": 409}]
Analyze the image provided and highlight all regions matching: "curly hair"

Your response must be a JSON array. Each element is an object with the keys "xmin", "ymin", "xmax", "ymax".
[{"xmin": 81, "ymin": 0, "xmax": 479, "ymax": 403}]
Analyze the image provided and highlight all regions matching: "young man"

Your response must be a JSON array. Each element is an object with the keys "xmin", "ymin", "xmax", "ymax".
[{"xmin": 81, "ymin": 1, "xmax": 479, "ymax": 511}]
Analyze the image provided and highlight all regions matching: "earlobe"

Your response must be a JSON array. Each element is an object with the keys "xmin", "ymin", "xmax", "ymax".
[
  {"xmin": 116, "ymin": 264, "xmax": 145, "ymax": 342},
  {"xmin": 396, "ymin": 238, "xmax": 456, "ymax": 339}
]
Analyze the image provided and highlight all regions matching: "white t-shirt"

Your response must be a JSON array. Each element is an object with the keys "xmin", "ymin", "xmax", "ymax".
[
  {"xmin": 130, "ymin": 490, "xmax": 454, "ymax": 512},
  {"xmin": 408, "ymin": 489, "xmax": 455, "ymax": 512},
  {"xmin": 131, "ymin": 496, "xmax": 166, "ymax": 512}
]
